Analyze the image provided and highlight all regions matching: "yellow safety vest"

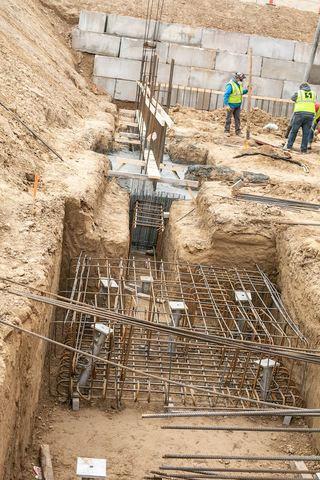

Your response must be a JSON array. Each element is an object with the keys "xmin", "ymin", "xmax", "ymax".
[
  {"xmin": 294, "ymin": 90, "xmax": 316, "ymax": 113},
  {"xmin": 228, "ymin": 81, "xmax": 244, "ymax": 104}
]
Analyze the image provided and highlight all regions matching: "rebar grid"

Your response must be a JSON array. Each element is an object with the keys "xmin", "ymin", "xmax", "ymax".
[
  {"xmin": 57, "ymin": 255, "xmax": 306, "ymax": 407},
  {"xmin": 132, "ymin": 200, "xmax": 165, "ymax": 231}
]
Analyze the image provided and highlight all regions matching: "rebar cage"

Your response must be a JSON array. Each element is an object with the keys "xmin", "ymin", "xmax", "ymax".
[
  {"xmin": 129, "ymin": 200, "xmax": 165, "ymax": 251},
  {"xmin": 55, "ymin": 255, "xmax": 307, "ymax": 408}
]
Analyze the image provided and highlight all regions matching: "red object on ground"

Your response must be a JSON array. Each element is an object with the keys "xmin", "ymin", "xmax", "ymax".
[{"xmin": 267, "ymin": 0, "xmax": 276, "ymax": 5}]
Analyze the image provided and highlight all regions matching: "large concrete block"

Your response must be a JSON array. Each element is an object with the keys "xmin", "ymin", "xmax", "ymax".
[
  {"xmin": 261, "ymin": 57, "xmax": 306, "ymax": 82},
  {"xmin": 249, "ymin": 35, "xmax": 295, "ymax": 61},
  {"xmin": 119, "ymin": 37, "xmax": 168, "ymax": 61},
  {"xmin": 79, "ymin": 10, "xmax": 107, "ymax": 33},
  {"xmin": 158, "ymin": 22, "xmax": 202, "ymax": 46},
  {"xmin": 93, "ymin": 76, "xmax": 116, "ymax": 96},
  {"xmin": 106, "ymin": 14, "xmax": 155, "ymax": 39},
  {"xmin": 282, "ymin": 80, "xmax": 320, "ymax": 99},
  {"xmin": 294, "ymin": 41, "xmax": 320, "ymax": 67},
  {"xmin": 114, "ymin": 79, "xmax": 137, "ymax": 101},
  {"xmin": 308, "ymin": 66, "xmax": 320, "ymax": 86},
  {"xmin": 167, "ymin": 44, "xmax": 216, "ymax": 69},
  {"xmin": 201, "ymin": 28, "xmax": 249, "ymax": 54},
  {"xmin": 157, "ymin": 63, "xmax": 191, "ymax": 85},
  {"xmin": 188, "ymin": 68, "xmax": 230, "ymax": 90},
  {"xmin": 215, "ymin": 51, "xmax": 262, "ymax": 76},
  {"xmin": 94, "ymin": 56, "xmax": 141, "ymax": 81},
  {"xmin": 251, "ymin": 76, "xmax": 284, "ymax": 98},
  {"xmin": 72, "ymin": 28, "xmax": 121, "ymax": 56}
]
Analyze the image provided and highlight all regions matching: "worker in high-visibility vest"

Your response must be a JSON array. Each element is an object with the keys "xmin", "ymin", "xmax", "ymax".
[
  {"xmin": 285, "ymin": 82, "xmax": 317, "ymax": 153},
  {"xmin": 308, "ymin": 102, "xmax": 320, "ymax": 149},
  {"xmin": 224, "ymin": 72, "xmax": 248, "ymax": 136}
]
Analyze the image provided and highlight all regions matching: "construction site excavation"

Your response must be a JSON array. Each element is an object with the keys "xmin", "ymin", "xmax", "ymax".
[{"xmin": 4, "ymin": 1, "xmax": 320, "ymax": 480}]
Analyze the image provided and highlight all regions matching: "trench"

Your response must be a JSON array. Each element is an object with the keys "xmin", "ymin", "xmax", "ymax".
[
  {"xmin": 15, "ymin": 158, "xmax": 320, "ymax": 479},
  {"xmin": 2, "ymin": 106, "xmax": 319, "ymax": 480}
]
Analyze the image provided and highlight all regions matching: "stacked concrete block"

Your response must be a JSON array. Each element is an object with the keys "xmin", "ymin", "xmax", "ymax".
[
  {"xmin": 201, "ymin": 28, "xmax": 249, "ymax": 54},
  {"xmin": 251, "ymin": 76, "xmax": 284, "ymax": 98},
  {"xmin": 261, "ymin": 58, "xmax": 306, "ymax": 82},
  {"xmin": 77, "ymin": 11, "xmax": 320, "ymax": 103},
  {"xmin": 72, "ymin": 29, "xmax": 121, "ymax": 56},
  {"xmin": 114, "ymin": 80, "xmax": 137, "ymax": 101},
  {"xmin": 157, "ymin": 63, "xmax": 191, "ymax": 85},
  {"xmin": 282, "ymin": 80, "xmax": 320, "ymax": 99},
  {"xmin": 93, "ymin": 77, "xmax": 116, "ymax": 96},
  {"xmin": 119, "ymin": 38, "xmax": 168, "ymax": 62},
  {"xmin": 215, "ymin": 52, "xmax": 262, "ymax": 76},
  {"xmin": 309, "ymin": 65, "xmax": 320, "ymax": 85},
  {"xmin": 79, "ymin": 10, "xmax": 107, "ymax": 33},
  {"xmin": 106, "ymin": 14, "xmax": 155, "ymax": 39},
  {"xmin": 167, "ymin": 44, "xmax": 216, "ymax": 69},
  {"xmin": 188, "ymin": 68, "xmax": 230, "ymax": 90},
  {"xmin": 249, "ymin": 35, "xmax": 295, "ymax": 61},
  {"xmin": 158, "ymin": 22, "xmax": 202, "ymax": 46},
  {"xmin": 94, "ymin": 56, "xmax": 141, "ymax": 81},
  {"xmin": 294, "ymin": 42, "xmax": 320, "ymax": 65}
]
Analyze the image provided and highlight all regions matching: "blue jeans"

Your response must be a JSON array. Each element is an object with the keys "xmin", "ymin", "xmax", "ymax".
[{"xmin": 287, "ymin": 112, "xmax": 314, "ymax": 152}]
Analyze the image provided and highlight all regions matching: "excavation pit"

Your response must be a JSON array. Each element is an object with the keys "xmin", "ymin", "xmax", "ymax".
[
  {"xmin": 17, "ymin": 190, "xmax": 320, "ymax": 480},
  {"xmin": 53, "ymin": 255, "xmax": 306, "ymax": 409}
]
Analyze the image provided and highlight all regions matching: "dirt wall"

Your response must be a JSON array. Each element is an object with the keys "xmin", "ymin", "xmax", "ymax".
[
  {"xmin": 0, "ymin": 199, "xmax": 65, "ymax": 479},
  {"xmin": 277, "ymin": 227, "xmax": 320, "ymax": 446},
  {"xmin": 164, "ymin": 185, "xmax": 320, "ymax": 447},
  {"xmin": 164, "ymin": 183, "xmax": 278, "ymax": 272},
  {"xmin": 0, "ymin": 1, "xmax": 129, "ymax": 478}
]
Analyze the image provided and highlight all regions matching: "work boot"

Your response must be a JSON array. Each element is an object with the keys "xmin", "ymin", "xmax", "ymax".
[
  {"xmin": 224, "ymin": 131, "xmax": 231, "ymax": 137},
  {"xmin": 283, "ymin": 145, "xmax": 291, "ymax": 151},
  {"xmin": 236, "ymin": 131, "xmax": 243, "ymax": 137}
]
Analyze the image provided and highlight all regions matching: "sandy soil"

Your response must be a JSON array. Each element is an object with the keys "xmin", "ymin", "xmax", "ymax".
[
  {"xmin": 167, "ymin": 107, "xmax": 320, "ymax": 199},
  {"xmin": 27, "ymin": 403, "xmax": 317, "ymax": 480},
  {"xmin": 41, "ymin": 0, "xmax": 317, "ymax": 42},
  {"xmin": 2, "ymin": 0, "xmax": 320, "ymax": 478},
  {"xmin": 0, "ymin": 1, "xmax": 129, "ymax": 477}
]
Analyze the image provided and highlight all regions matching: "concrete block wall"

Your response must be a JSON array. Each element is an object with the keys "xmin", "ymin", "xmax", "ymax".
[{"xmin": 75, "ymin": 10, "xmax": 320, "ymax": 102}]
